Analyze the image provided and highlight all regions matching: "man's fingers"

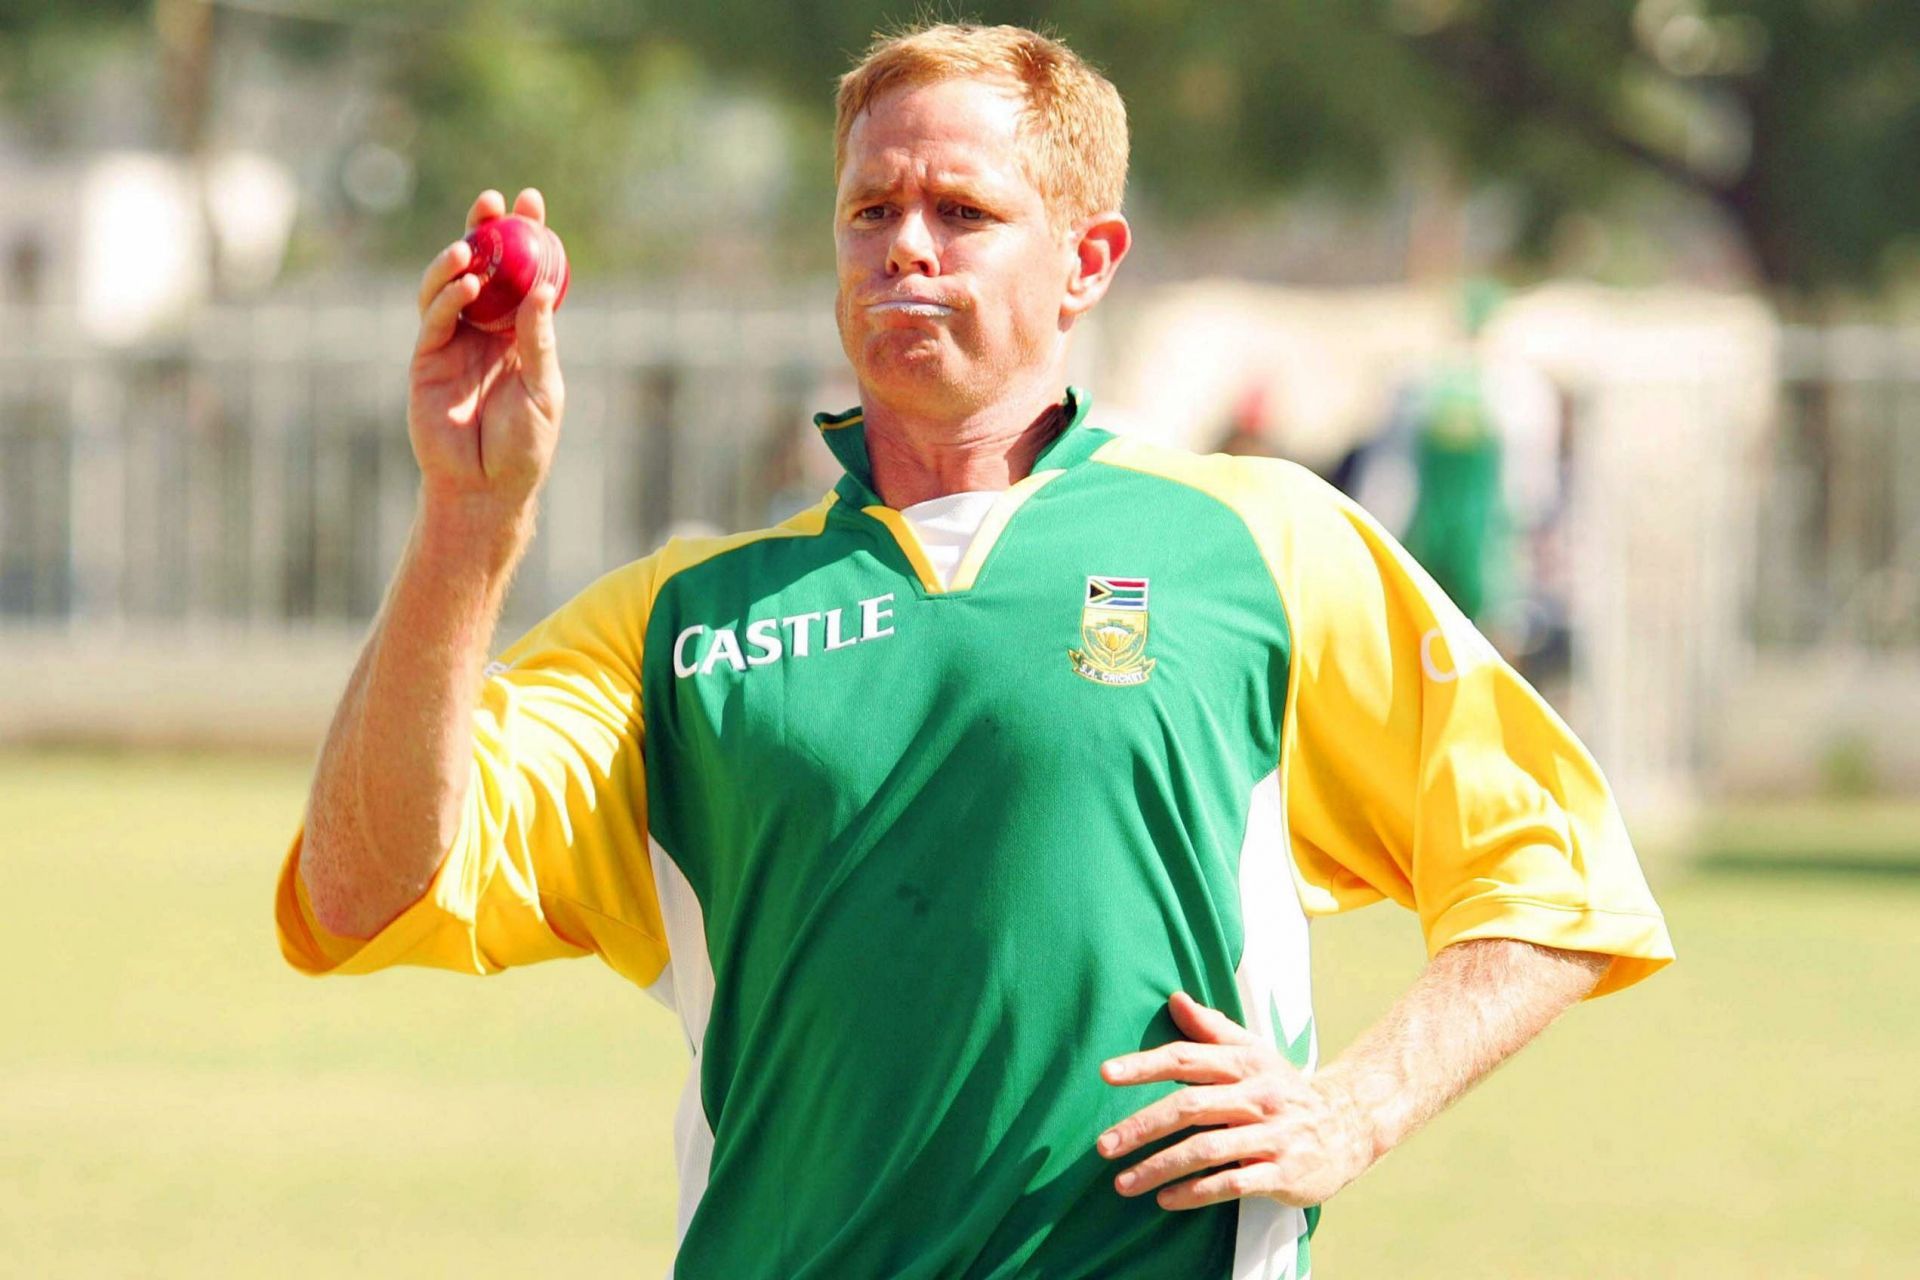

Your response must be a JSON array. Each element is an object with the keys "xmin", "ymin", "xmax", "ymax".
[
  {"xmin": 466, "ymin": 188, "xmax": 506, "ymax": 232},
  {"xmin": 415, "ymin": 273, "xmax": 481, "ymax": 356},
  {"xmin": 513, "ymin": 283, "xmax": 563, "ymax": 417},
  {"xmin": 1112, "ymin": 1125, "xmax": 1273, "ymax": 1198},
  {"xmin": 512, "ymin": 186, "xmax": 546, "ymax": 224},
  {"xmin": 418, "ymin": 239, "xmax": 474, "ymax": 316},
  {"xmin": 1154, "ymin": 1163, "xmax": 1275, "ymax": 1212},
  {"xmin": 1097, "ymin": 1084, "xmax": 1259, "ymax": 1160},
  {"xmin": 1169, "ymin": 991, "xmax": 1262, "ymax": 1047},
  {"xmin": 1102, "ymin": 1040, "xmax": 1256, "ymax": 1087}
]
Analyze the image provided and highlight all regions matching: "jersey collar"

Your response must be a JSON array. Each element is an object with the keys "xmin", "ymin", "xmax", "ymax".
[{"xmin": 815, "ymin": 386, "xmax": 1099, "ymax": 510}]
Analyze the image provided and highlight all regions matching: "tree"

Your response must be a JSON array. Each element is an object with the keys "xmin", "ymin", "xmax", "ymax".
[
  {"xmin": 0, "ymin": 0, "xmax": 149, "ymax": 147},
  {"xmin": 10, "ymin": 0, "xmax": 1920, "ymax": 297},
  {"xmin": 1392, "ymin": 0, "xmax": 1920, "ymax": 297},
  {"xmin": 632, "ymin": 0, "xmax": 1920, "ymax": 298}
]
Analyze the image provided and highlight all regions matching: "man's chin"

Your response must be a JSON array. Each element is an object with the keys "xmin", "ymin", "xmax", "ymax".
[{"xmin": 857, "ymin": 349, "xmax": 970, "ymax": 406}]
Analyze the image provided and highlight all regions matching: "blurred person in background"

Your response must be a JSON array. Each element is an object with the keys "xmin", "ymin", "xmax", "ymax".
[
  {"xmin": 275, "ymin": 23, "xmax": 1670, "ymax": 1278},
  {"xmin": 1208, "ymin": 380, "xmax": 1283, "ymax": 458},
  {"xmin": 1344, "ymin": 280, "xmax": 1569, "ymax": 675}
]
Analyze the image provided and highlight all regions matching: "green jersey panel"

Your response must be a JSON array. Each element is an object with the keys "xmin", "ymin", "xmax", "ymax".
[{"xmin": 642, "ymin": 406, "xmax": 1292, "ymax": 1278}]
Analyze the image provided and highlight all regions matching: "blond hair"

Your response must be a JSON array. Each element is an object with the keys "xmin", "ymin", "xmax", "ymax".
[{"xmin": 834, "ymin": 22, "xmax": 1129, "ymax": 226}]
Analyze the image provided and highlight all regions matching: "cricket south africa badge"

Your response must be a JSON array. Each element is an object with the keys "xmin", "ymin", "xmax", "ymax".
[{"xmin": 1070, "ymin": 576, "xmax": 1156, "ymax": 686}]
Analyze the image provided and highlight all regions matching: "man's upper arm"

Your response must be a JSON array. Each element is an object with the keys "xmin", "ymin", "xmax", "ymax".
[
  {"xmin": 275, "ymin": 555, "xmax": 671, "ymax": 989},
  {"xmin": 1246, "ymin": 463, "xmax": 1673, "ymax": 998}
]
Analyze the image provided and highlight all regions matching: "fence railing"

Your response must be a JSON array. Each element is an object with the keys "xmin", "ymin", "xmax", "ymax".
[
  {"xmin": 1760, "ymin": 326, "xmax": 1920, "ymax": 656},
  {"xmin": 0, "ymin": 294, "xmax": 848, "ymax": 635},
  {"xmin": 3, "ymin": 296, "xmax": 1917, "ymax": 795}
]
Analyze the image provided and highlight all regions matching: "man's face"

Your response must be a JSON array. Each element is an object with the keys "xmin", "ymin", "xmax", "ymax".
[{"xmin": 834, "ymin": 76, "xmax": 1072, "ymax": 419}]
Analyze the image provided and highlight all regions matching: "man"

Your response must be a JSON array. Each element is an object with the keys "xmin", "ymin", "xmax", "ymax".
[
  {"xmin": 1352, "ymin": 281, "xmax": 1563, "ymax": 634},
  {"xmin": 278, "ymin": 23, "xmax": 1672, "ymax": 1279}
]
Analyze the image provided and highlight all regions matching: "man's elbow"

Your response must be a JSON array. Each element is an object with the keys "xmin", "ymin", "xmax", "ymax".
[
  {"xmin": 1549, "ymin": 944, "xmax": 1612, "ymax": 996},
  {"xmin": 299, "ymin": 827, "xmax": 428, "ymax": 941},
  {"xmin": 300, "ymin": 854, "xmax": 373, "ymax": 940},
  {"xmin": 1440, "ymin": 938, "xmax": 1611, "ymax": 1008},
  {"xmin": 1512, "ymin": 940, "xmax": 1611, "ymax": 1006}
]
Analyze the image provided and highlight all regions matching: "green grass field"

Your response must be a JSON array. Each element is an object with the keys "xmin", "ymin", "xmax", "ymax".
[{"xmin": 4, "ymin": 751, "xmax": 1917, "ymax": 1277}]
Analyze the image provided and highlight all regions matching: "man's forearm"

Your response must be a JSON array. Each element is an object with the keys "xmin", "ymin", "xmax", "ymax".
[
  {"xmin": 300, "ymin": 493, "xmax": 534, "ymax": 939},
  {"xmin": 1317, "ymin": 939, "xmax": 1609, "ymax": 1167}
]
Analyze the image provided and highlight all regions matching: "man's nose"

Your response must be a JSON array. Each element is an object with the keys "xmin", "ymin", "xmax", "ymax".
[{"xmin": 885, "ymin": 210, "xmax": 937, "ymax": 278}]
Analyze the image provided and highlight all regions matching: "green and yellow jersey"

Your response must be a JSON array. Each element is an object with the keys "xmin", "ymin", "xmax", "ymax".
[{"xmin": 276, "ymin": 388, "xmax": 1672, "ymax": 1279}]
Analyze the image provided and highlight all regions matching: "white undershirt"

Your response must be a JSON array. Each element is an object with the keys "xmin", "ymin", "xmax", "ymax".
[{"xmin": 899, "ymin": 490, "xmax": 1001, "ymax": 589}]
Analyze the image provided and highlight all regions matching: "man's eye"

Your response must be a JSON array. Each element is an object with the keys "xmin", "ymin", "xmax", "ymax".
[
  {"xmin": 952, "ymin": 205, "xmax": 986, "ymax": 221},
  {"xmin": 855, "ymin": 206, "xmax": 888, "ymax": 222}
]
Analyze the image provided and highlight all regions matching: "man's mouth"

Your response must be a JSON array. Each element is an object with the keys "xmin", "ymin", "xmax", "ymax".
[{"xmin": 867, "ymin": 300, "xmax": 956, "ymax": 317}]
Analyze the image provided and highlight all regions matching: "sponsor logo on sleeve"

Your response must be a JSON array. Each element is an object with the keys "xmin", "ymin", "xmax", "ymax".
[{"xmin": 1419, "ymin": 622, "xmax": 1497, "ymax": 684}]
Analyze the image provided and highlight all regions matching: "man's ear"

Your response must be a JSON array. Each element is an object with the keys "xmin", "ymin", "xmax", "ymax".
[{"xmin": 1062, "ymin": 212, "xmax": 1132, "ymax": 324}]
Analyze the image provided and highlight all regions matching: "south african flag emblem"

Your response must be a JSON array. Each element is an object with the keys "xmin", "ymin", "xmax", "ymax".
[
  {"xmin": 1084, "ymin": 576, "xmax": 1149, "ymax": 610},
  {"xmin": 1071, "ymin": 576, "xmax": 1156, "ymax": 685}
]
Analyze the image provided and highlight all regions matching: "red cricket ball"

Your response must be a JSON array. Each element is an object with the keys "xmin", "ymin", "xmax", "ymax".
[{"xmin": 459, "ymin": 214, "xmax": 570, "ymax": 333}]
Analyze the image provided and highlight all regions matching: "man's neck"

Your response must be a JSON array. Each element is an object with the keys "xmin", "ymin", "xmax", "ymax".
[{"xmin": 862, "ymin": 385, "xmax": 1071, "ymax": 509}]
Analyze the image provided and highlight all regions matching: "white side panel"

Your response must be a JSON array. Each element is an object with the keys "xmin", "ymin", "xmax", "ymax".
[
  {"xmin": 648, "ymin": 836, "xmax": 718, "ymax": 1271},
  {"xmin": 1231, "ymin": 768, "xmax": 1314, "ymax": 1280}
]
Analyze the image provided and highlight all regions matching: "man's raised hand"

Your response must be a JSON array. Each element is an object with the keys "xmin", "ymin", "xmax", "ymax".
[
  {"xmin": 1097, "ymin": 991, "xmax": 1375, "ymax": 1210},
  {"xmin": 408, "ymin": 187, "xmax": 565, "ymax": 518}
]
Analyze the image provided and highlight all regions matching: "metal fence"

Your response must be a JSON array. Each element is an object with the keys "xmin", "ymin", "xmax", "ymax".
[
  {"xmin": 2, "ymin": 296, "xmax": 1917, "ymax": 795},
  {"xmin": 1759, "ymin": 327, "xmax": 1920, "ymax": 656},
  {"xmin": 0, "ymin": 294, "xmax": 848, "ymax": 635}
]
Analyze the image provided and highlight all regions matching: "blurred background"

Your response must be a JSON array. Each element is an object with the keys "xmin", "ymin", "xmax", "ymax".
[{"xmin": 2, "ymin": 2, "xmax": 1916, "ymax": 1276}]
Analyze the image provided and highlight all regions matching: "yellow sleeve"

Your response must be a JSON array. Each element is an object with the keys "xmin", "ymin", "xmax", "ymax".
[
  {"xmin": 275, "ymin": 555, "xmax": 671, "ymax": 991},
  {"xmin": 1259, "ymin": 463, "xmax": 1673, "ymax": 997}
]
